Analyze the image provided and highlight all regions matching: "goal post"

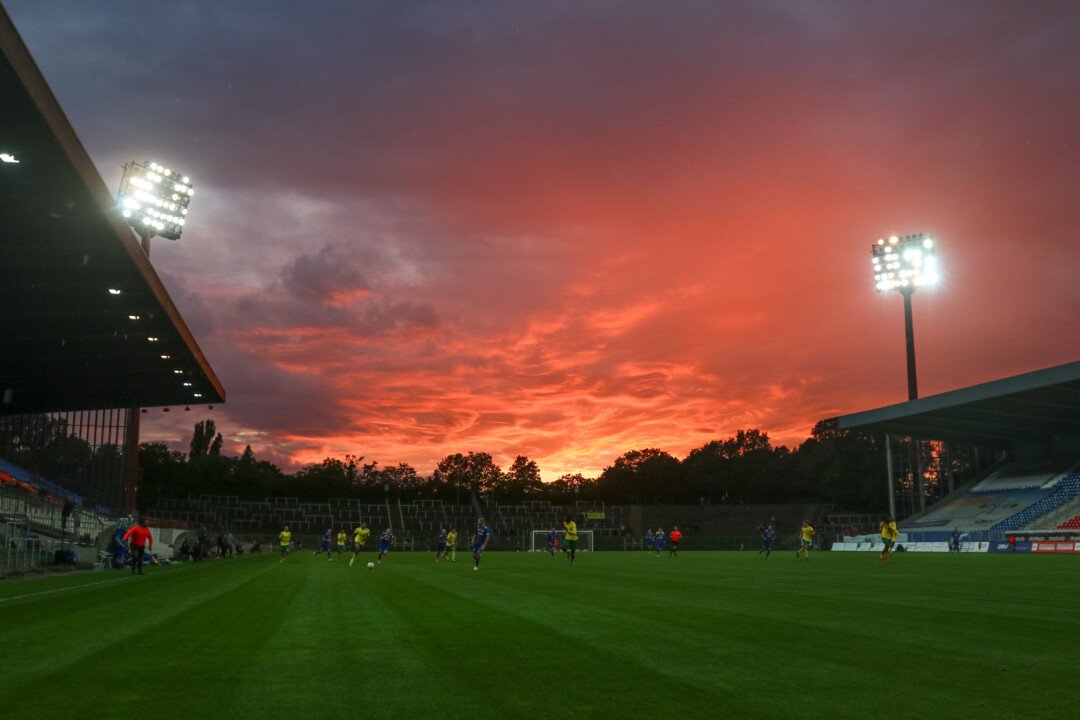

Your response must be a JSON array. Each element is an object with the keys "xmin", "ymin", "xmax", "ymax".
[{"xmin": 529, "ymin": 529, "xmax": 594, "ymax": 552}]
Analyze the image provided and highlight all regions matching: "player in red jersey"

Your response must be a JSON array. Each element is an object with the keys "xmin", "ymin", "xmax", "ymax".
[
  {"xmin": 122, "ymin": 517, "xmax": 153, "ymax": 575},
  {"xmin": 668, "ymin": 526, "xmax": 683, "ymax": 557}
]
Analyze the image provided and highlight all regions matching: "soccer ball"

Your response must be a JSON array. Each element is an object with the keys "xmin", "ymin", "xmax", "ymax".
[{"xmin": 366, "ymin": 562, "xmax": 375, "ymax": 569}]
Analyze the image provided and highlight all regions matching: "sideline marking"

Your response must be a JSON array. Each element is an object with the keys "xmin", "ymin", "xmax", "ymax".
[{"xmin": 0, "ymin": 569, "xmax": 172, "ymax": 604}]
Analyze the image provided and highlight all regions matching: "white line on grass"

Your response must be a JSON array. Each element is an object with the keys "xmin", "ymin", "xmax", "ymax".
[{"xmin": 0, "ymin": 570, "xmax": 172, "ymax": 604}]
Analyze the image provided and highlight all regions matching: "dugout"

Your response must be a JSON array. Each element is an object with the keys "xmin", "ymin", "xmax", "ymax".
[{"xmin": 0, "ymin": 7, "xmax": 224, "ymax": 515}]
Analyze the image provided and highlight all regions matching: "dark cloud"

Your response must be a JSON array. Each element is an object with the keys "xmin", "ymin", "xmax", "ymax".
[{"xmin": 279, "ymin": 243, "xmax": 371, "ymax": 304}]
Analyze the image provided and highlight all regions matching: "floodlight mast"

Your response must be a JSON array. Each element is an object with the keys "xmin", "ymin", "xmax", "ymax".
[
  {"xmin": 871, "ymin": 233, "xmax": 937, "ymax": 401},
  {"xmin": 116, "ymin": 160, "xmax": 195, "ymax": 513},
  {"xmin": 871, "ymin": 233, "xmax": 939, "ymax": 516},
  {"xmin": 901, "ymin": 286, "xmax": 918, "ymax": 400}
]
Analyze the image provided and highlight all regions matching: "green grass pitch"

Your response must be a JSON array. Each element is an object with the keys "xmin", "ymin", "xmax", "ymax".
[{"xmin": 1, "ymin": 550, "xmax": 1078, "ymax": 719}]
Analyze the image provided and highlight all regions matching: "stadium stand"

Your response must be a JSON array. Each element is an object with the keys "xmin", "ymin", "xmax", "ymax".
[
  {"xmin": 1, "ymin": 16, "xmax": 225, "ymax": 568},
  {"xmin": 970, "ymin": 458, "xmax": 1074, "ymax": 493},
  {"xmin": 993, "ymin": 466, "xmax": 1080, "ymax": 534},
  {"xmin": 900, "ymin": 460, "xmax": 1080, "ymax": 541},
  {"xmin": 145, "ymin": 496, "xmax": 392, "ymax": 540},
  {"xmin": 1, "ymin": 480, "xmax": 112, "ymax": 570},
  {"xmin": 1058, "ymin": 514, "xmax": 1080, "ymax": 530}
]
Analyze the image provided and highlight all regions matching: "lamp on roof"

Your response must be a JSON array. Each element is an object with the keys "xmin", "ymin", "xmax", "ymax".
[{"xmin": 117, "ymin": 160, "xmax": 194, "ymax": 252}]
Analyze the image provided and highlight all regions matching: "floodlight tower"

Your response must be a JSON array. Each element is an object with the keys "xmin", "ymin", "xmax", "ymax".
[
  {"xmin": 871, "ymin": 233, "xmax": 939, "ymax": 400},
  {"xmin": 872, "ymin": 233, "xmax": 939, "ymax": 516},
  {"xmin": 116, "ymin": 161, "xmax": 195, "ymax": 513}
]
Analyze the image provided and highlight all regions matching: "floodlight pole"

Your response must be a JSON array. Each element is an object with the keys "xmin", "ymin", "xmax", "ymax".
[
  {"xmin": 123, "ymin": 231, "xmax": 153, "ymax": 514},
  {"xmin": 899, "ymin": 285, "xmax": 926, "ymax": 512},
  {"xmin": 901, "ymin": 286, "xmax": 918, "ymax": 401}
]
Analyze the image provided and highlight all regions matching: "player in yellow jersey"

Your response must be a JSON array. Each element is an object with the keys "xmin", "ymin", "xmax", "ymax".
[
  {"xmin": 444, "ymin": 528, "xmax": 458, "ymax": 561},
  {"xmin": 336, "ymin": 529, "xmax": 348, "ymax": 558},
  {"xmin": 879, "ymin": 518, "xmax": 898, "ymax": 563},
  {"xmin": 278, "ymin": 525, "xmax": 292, "ymax": 563},
  {"xmin": 349, "ymin": 522, "xmax": 371, "ymax": 567},
  {"xmin": 563, "ymin": 515, "xmax": 579, "ymax": 567},
  {"xmin": 795, "ymin": 519, "xmax": 814, "ymax": 560}
]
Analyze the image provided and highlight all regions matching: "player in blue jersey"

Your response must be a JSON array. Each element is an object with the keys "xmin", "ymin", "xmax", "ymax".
[
  {"xmin": 546, "ymin": 528, "xmax": 558, "ymax": 558},
  {"xmin": 472, "ymin": 517, "xmax": 490, "ymax": 571},
  {"xmin": 760, "ymin": 524, "xmax": 775, "ymax": 558},
  {"xmin": 654, "ymin": 527, "xmax": 666, "ymax": 557},
  {"xmin": 376, "ymin": 528, "xmax": 393, "ymax": 564},
  {"xmin": 435, "ymin": 528, "xmax": 447, "ymax": 562},
  {"xmin": 315, "ymin": 527, "xmax": 334, "ymax": 560}
]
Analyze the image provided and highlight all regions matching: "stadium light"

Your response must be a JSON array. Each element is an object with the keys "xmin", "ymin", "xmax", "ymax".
[
  {"xmin": 117, "ymin": 160, "xmax": 194, "ymax": 243},
  {"xmin": 872, "ymin": 234, "xmax": 938, "ymax": 293},
  {"xmin": 871, "ymin": 233, "xmax": 938, "ymax": 401},
  {"xmin": 1, "ymin": 152, "xmax": 19, "ymax": 163}
]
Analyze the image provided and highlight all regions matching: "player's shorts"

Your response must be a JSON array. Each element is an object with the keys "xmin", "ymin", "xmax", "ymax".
[
  {"xmin": 881, "ymin": 537, "xmax": 893, "ymax": 549},
  {"xmin": 564, "ymin": 539, "xmax": 578, "ymax": 550},
  {"xmin": 655, "ymin": 541, "xmax": 665, "ymax": 549},
  {"xmin": 472, "ymin": 542, "xmax": 485, "ymax": 553},
  {"xmin": 800, "ymin": 538, "xmax": 812, "ymax": 547},
  {"xmin": 280, "ymin": 545, "xmax": 289, "ymax": 556},
  {"xmin": 378, "ymin": 543, "xmax": 390, "ymax": 553},
  {"xmin": 336, "ymin": 543, "xmax": 345, "ymax": 552},
  {"xmin": 353, "ymin": 540, "xmax": 364, "ymax": 551}
]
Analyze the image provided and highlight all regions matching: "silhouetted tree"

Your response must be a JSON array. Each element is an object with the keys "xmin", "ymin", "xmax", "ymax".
[
  {"xmin": 431, "ymin": 452, "xmax": 502, "ymax": 502},
  {"xmin": 791, "ymin": 418, "xmax": 886, "ymax": 510},
  {"xmin": 596, "ymin": 448, "xmax": 682, "ymax": 503},
  {"xmin": 492, "ymin": 455, "xmax": 543, "ymax": 500},
  {"xmin": 189, "ymin": 420, "xmax": 223, "ymax": 457}
]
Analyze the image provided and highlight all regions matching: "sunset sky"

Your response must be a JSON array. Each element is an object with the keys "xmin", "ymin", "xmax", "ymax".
[{"xmin": 8, "ymin": 1, "xmax": 1080, "ymax": 479}]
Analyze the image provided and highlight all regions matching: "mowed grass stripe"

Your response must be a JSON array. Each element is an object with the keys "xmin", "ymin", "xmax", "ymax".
[
  {"xmin": 1, "ymin": 551, "xmax": 1078, "ymax": 719},
  {"xmin": 0, "ymin": 556, "xmax": 291, "ymax": 715}
]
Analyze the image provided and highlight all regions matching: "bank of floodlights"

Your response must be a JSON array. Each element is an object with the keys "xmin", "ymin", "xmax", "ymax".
[
  {"xmin": 117, "ymin": 161, "xmax": 194, "ymax": 241},
  {"xmin": 872, "ymin": 233, "xmax": 938, "ymax": 292}
]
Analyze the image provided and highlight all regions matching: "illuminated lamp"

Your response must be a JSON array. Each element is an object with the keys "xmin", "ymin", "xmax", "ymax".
[{"xmin": 116, "ymin": 160, "xmax": 195, "ymax": 242}]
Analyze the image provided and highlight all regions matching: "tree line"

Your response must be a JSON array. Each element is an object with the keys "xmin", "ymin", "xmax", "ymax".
[{"xmin": 136, "ymin": 419, "xmax": 933, "ymax": 512}]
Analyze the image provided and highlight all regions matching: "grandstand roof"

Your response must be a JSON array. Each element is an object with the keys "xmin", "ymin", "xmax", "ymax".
[
  {"xmin": 838, "ymin": 359, "xmax": 1080, "ymax": 444},
  {"xmin": 0, "ymin": 8, "xmax": 224, "ymax": 414}
]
